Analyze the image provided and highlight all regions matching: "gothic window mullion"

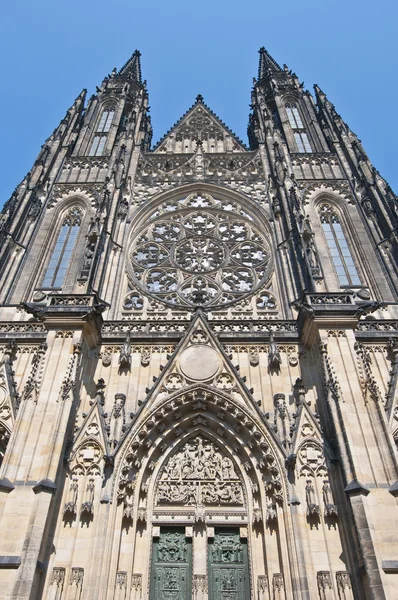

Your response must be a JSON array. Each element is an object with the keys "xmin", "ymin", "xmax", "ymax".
[
  {"xmin": 319, "ymin": 205, "xmax": 361, "ymax": 287},
  {"xmin": 42, "ymin": 208, "xmax": 82, "ymax": 289},
  {"xmin": 88, "ymin": 108, "xmax": 115, "ymax": 156},
  {"xmin": 286, "ymin": 103, "xmax": 313, "ymax": 153}
]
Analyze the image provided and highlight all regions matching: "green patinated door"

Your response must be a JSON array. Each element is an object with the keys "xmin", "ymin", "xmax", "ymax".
[
  {"xmin": 150, "ymin": 527, "xmax": 192, "ymax": 600},
  {"xmin": 208, "ymin": 529, "xmax": 250, "ymax": 600}
]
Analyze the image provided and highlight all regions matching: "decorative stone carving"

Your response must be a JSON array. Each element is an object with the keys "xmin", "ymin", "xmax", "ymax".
[
  {"xmin": 193, "ymin": 574, "xmax": 207, "ymax": 593},
  {"xmin": 20, "ymin": 342, "xmax": 47, "ymax": 403},
  {"xmin": 305, "ymin": 480, "xmax": 320, "ymax": 518},
  {"xmin": 249, "ymin": 346, "xmax": 259, "ymax": 366},
  {"xmin": 80, "ymin": 479, "xmax": 95, "ymax": 517},
  {"xmin": 258, "ymin": 575, "xmax": 269, "ymax": 599},
  {"xmin": 101, "ymin": 350, "xmax": 112, "ymax": 367},
  {"xmin": 50, "ymin": 567, "xmax": 66, "ymax": 586},
  {"xmin": 71, "ymin": 440, "xmax": 103, "ymax": 477},
  {"xmin": 336, "ymin": 571, "xmax": 351, "ymax": 596},
  {"xmin": 294, "ymin": 378, "xmax": 306, "ymax": 406},
  {"xmin": 107, "ymin": 393, "xmax": 126, "ymax": 449},
  {"xmin": 58, "ymin": 344, "xmax": 81, "ymax": 402},
  {"xmin": 268, "ymin": 333, "xmax": 282, "ymax": 369},
  {"xmin": 63, "ymin": 478, "xmax": 78, "ymax": 517},
  {"xmin": 156, "ymin": 436, "xmax": 244, "ymax": 507},
  {"xmin": 140, "ymin": 347, "xmax": 151, "ymax": 367},
  {"xmin": 127, "ymin": 192, "xmax": 272, "ymax": 309},
  {"xmin": 115, "ymin": 571, "xmax": 127, "ymax": 588},
  {"xmin": 322, "ymin": 480, "xmax": 338, "ymax": 518},
  {"xmin": 317, "ymin": 571, "xmax": 332, "ymax": 597},
  {"xmin": 119, "ymin": 332, "xmax": 131, "ymax": 368},
  {"xmin": 273, "ymin": 573, "xmax": 284, "ymax": 591},
  {"xmin": 131, "ymin": 574, "xmax": 142, "ymax": 590},
  {"xmin": 69, "ymin": 567, "xmax": 84, "ymax": 586}
]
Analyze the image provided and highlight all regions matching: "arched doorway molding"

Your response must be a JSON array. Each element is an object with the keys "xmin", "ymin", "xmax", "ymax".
[
  {"xmin": 115, "ymin": 384, "xmax": 289, "ymax": 514},
  {"xmin": 109, "ymin": 385, "xmax": 297, "ymax": 599}
]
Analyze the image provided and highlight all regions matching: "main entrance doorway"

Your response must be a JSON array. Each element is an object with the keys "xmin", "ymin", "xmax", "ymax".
[
  {"xmin": 208, "ymin": 528, "xmax": 250, "ymax": 600},
  {"xmin": 150, "ymin": 527, "xmax": 192, "ymax": 600}
]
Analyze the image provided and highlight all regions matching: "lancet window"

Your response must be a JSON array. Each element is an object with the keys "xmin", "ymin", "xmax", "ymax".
[
  {"xmin": 42, "ymin": 207, "xmax": 83, "ymax": 289},
  {"xmin": 89, "ymin": 108, "xmax": 115, "ymax": 156},
  {"xmin": 286, "ymin": 103, "xmax": 313, "ymax": 153},
  {"xmin": 318, "ymin": 204, "xmax": 361, "ymax": 286}
]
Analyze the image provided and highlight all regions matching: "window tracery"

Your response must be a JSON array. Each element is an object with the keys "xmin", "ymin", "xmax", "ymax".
[
  {"xmin": 318, "ymin": 203, "xmax": 361, "ymax": 286},
  {"xmin": 89, "ymin": 107, "xmax": 115, "ymax": 156},
  {"xmin": 286, "ymin": 103, "xmax": 313, "ymax": 153},
  {"xmin": 42, "ymin": 207, "xmax": 83, "ymax": 289},
  {"xmin": 128, "ymin": 192, "xmax": 272, "ymax": 308}
]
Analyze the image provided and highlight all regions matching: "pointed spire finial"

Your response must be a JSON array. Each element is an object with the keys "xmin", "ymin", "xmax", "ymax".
[
  {"xmin": 258, "ymin": 47, "xmax": 282, "ymax": 81},
  {"xmin": 118, "ymin": 49, "xmax": 142, "ymax": 82}
]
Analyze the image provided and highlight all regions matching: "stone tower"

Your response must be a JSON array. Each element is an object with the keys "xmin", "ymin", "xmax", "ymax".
[{"xmin": 0, "ymin": 47, "xmax": 397, "ymax": 600}]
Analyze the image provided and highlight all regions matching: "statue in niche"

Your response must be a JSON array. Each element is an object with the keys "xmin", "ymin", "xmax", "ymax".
[
  {"xmin": 268, "ymin": 333, "xmax": 282, "ymax": 369},
  {"xmin": 107, "ymin": 393, "xmax": 126, "ymax": 449},
  {"xmin": 119, "ymin": 332, "xmax": 131, "ymax": 368}
]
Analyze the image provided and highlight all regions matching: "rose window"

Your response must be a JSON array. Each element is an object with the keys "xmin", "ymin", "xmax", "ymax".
[
  {"xmin": 174, "ymin": 238, "xmax": 225, "ymax": 272},
  {"xmin": 128, "ymin": 194, "xmax": 272, "ymax": 308}
]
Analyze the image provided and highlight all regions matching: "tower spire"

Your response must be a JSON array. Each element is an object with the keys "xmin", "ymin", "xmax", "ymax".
[
  {"xmin": 118, "ymin": 49, "xmax": 142, "ymax": 82},
  {"xmin": 258, "ymin": 47, "xmax": 282, "ymax": 81}
]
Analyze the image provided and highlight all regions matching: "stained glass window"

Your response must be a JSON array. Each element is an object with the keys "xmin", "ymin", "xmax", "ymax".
[
  {"xmin": 319, "ymin": 204, "xmax": 361, "ymax": 286},
  {"xmin": 42, "ymin": 208, "xmax": 82, "ymax": 288},
  {"xmin": 88, "ymin": 109, "xmax": 114, "ymax": 156},
  {"xmin": 286, "ymin": 104, "xmax": 313, "ymax": 153}
]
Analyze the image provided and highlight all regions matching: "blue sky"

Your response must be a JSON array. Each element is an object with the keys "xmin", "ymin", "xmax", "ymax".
[{"xmin": 0, "ymin": 0, "xmax": 397, "ymax": 206}]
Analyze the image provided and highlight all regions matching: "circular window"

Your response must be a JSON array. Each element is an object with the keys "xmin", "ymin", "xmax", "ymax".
[{"xmin": 128, "ymin": 194, "xmax": 272, "ymax": 308}]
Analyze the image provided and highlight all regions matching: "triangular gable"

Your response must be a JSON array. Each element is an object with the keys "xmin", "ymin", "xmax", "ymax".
[
  {"xmin": 72, "ymin": 398, "xmax": 108, "ymax": 455},
  {"xmin": 153, "ymin": 96, "xmax": 248, "ymax": 153},
  {"xmin": 116, "ymin": 312, "xmax": 285, "ymax": 458},
  {"xmin": 291, "ymin": 399, "xmax": 332, "ymax": 480}
]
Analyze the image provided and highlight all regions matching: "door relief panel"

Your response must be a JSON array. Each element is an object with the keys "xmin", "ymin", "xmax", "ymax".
[
  {"xmin": 150, "ymin": 527, "xmax": 192, "ymax": 600},
  {"xmin": 208, "ymin": 529, "xmax": 250, "ymax": 600}
]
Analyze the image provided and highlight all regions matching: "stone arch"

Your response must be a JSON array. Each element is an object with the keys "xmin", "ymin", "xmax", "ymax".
[
  {"xmin": 115, "ymin": 384, "xmax": 288, "ymax": 516},
  {"xmin": 126, "ymin": 182, "xmax": 274, "ymax": 242},
  {"xmin": 109, "ymin": 386, "xmax": 296, "ymax": 600}
]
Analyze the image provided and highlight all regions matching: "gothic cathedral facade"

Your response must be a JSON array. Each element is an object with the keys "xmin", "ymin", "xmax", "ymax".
[{"xmin": 0, "ymin": 48, "xmax": 397, "ymax": 600}]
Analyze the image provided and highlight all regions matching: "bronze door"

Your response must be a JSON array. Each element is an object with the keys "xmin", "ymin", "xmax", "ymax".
[
  {"xmin": 208, "ymin": 529, "xmax": 250, "ymax": 600},
  {"xmin": 150, "ymin": 527, "xmax": 192, "ymax": 600}
]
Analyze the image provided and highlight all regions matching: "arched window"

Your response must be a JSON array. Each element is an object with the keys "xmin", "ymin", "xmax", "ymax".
[
  {"xmin": 318, "ymin": 204, "xmax": 361, "ymax": 286},
  {"xmin": 89, "ymin": 108, "xmax": 115, "ymax": 156},
  {"xmin": 286, "ymin": 103, "xmax": 312, "ymax": 153},
  {"xmin": 42, "ymin": 207, "xmax": 83, "ymax": 289}
]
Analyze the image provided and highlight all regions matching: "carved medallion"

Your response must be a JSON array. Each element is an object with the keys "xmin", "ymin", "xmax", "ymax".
[{"xmin": 179, "ymin": 346, "xmax": 220, "ymax": 381}]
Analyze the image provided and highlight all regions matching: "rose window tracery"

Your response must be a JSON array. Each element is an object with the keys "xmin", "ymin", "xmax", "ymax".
[{"xmin": 128, "ymin": 193, "xmax": 272, "ymax": 308}]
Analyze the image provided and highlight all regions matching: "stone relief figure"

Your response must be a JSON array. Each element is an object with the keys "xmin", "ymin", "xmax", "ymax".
[{"xmin": 156, "ymin": 436, "xmax": 244, "ymax": 506}]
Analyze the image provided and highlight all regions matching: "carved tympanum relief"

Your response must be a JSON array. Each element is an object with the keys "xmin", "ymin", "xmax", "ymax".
[
  {"xmin": 156, "ymin": 436, "xmax": 244, "ymax": 506},
  {"xmin": 127, "ymin": 192, "xmax": 272, "ymax": 309}
]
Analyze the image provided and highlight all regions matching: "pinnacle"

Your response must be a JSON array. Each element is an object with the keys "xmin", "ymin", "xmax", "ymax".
[
  {"xmin": 258, "ymin": 47, "xmax": 282, "ymax": 80},
  {"xmin": 118, "ymin": 49, "xmax": 142, "ymax": 82},
  {"xmin": 195, "ymin": 94, "xmax": 204, "ymax": 103}
]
